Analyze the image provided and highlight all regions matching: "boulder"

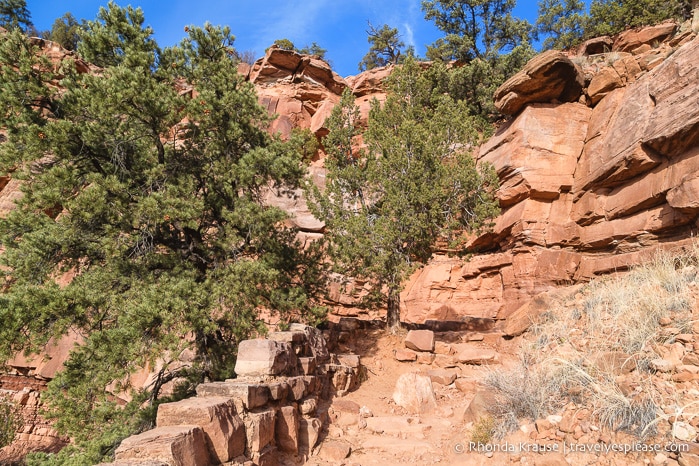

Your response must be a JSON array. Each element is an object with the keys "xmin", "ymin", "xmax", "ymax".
[
  {"xmin": 395, "ymin": 349, "xmax": 418, "ymax": 362},
  {"xmin": 275, "ymin": 405, "xmax": 300, "ymax": 453},
  {"xmin": 234, "ymin": 339, "xmax": 297, "ymax": 377},
  {"xmin": 298, "ymin": 418, "xmax": 322, "ymax": 454},
  {"xmin": 503, "ymin": 293, "xmax": 554, "ymax": 337},
  {"xmin": 156, "ymin": 397, "xmax": 244, "ymax": 463},
  {"xmin": 244, "ymin": 408, "xmax": 276, "ymax": 454},
  {"xmin": 252, "ymin": 445, "xmax": 278, "ymax": 466},
  {"xmin": 404, "ymin": 330, "xmax": 435, "ymax": 352},
  {"xmin": 267, "ymin": 330, "xmax": 307, "ymax": 354},
  {"xmin": 196, "ymin": 381, "xmax": 269, "ymax": 410},
  {"xmin": 114, "ymin": 426, "xmax": 210, "ymax": 466},
  {"xmin": 463, "ymin": 390, "xmax": 498, "ymax": 424},
  {"xmin": 456, "ymin": 348, "xmax": 497, "ymax": 365},
  {"xmin": 289, "ymin": 323, "xmax": 330, "ymax": 362},
  {"xmin": 318, "ymin": 440, "xmax": 351, "ymax": 461},
  {"xmin": 592, "ymin": 352, "xmax": 637, "ymax": 375},
  {"xmin": 427, "ymin": 369, "xmax": 458, "ymax": 385},
  {"xmin": 613, "ymin": 22, "xmax": 678, "ymax": 52},
  {"xmin": 392, "ymin": 372, "xmax": 437, "ymax": 415},
  {"xmin": 494, "ymin": 50, "xmax": 584, "ymax": 115}
]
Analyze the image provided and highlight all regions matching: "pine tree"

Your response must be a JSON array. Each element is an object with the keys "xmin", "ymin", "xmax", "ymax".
[
  {"xmin": 0, "ymin": 0, "xmax": 32, "ymax": 32},
  {"xmin": 47, "ymin": 12, "xmax": 81, "ymax": 51},
  {"xmin": 358, "ymin": 22, "xmax": 405, "ymax": 71},
  {"xmin": 421, "ymin": 0, "xmax": 535, "ymax": 121},
  {"xmin": 0, "ymin": 2, "xmax": 321, "ymax": 460},
  {"xmin": 309, "ymin": 58, "xmax": 499, "ymax": 329},
  {"xmin": 298, "ymin": 41, "xmax": 328, "ymax": 60}
]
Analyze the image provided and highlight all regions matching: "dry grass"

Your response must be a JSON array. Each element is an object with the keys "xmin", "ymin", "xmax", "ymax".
[
  {"xmin": 485, "ymin": 246, "xmax": 699, "ymax": 439},
  {"xmin": 470, "ymin": 415, "xmax": 496, "ymax": 444}
]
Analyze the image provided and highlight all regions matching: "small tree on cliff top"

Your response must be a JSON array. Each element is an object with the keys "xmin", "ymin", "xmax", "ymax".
[
  {"xmin": 0, "ymin": 2, "xmax": 322, "ymax": 460},
  {"xmin": 358, "ymin": 22, "xmax": 405, "ymax": 71},
  {"xmin": 309, "ymin": 58, "xmax": 499, "ymax": 329}
]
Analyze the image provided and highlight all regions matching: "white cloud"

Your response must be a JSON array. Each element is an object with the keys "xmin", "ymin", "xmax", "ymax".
[{"xmin": 403, "ymin": 23, "xmax": 415, "ymax": 47}]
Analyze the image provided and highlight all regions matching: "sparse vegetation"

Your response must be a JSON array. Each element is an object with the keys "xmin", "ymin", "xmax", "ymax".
[
  {"xmin": 471, "ymin": 415, "xmax": 496, "ymax": 444},
  {"xmin": 308, "ymin": 58, "xmax": 499, "ymax": 329},
  {"xmin": 484, "ymin": 246, "xmax": 699, "ymax": 440},
  {"xmin": 269, "ymin": 38, "xmax": 329, "ymax": 61},
  {"xmin": 0, "ymin": 398, "xmax": 19, "ymax": 448}
]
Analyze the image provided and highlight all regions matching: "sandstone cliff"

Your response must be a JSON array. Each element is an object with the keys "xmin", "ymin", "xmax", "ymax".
[
  {"xmin": 2, "ymin": 19, "xmax": 699, "ymax": 461},
  {"xmin": 233, "ymin": 21, "xmax": 699, "ymax": 330},
  {"xmin": 401, "ymin": 21, "xmax": 699, "ymax": 326}
]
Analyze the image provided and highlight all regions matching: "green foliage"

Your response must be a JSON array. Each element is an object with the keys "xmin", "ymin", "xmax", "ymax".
[
  {"xmin": 426, "ymin": 41, "xmax": 535, "ymax": 121},
  {"xmin": 422, "ymin": 0, "xmax": 533, "ymax": 61},
  {"xmin": 421, "ymin": 0, "xmax": 535, "ymax": 121},
  {"xmin": 77, "ymin": 1, "xmax": 158, "ymax": 68},
  {"xmin": 308, "ymin": 58, "xmax": 499, "ymax": 328},
  {"xmin": 272, "ymin": 38, "xmax": 296, "ymax": 51},
  {"xmin": 46, "ymin": 12, "xmax": 81, "ymax": 51},
  {"xmin": 0, "ymin": 2, "xmax": 322, "ymax": 460},
  {"xmin": 585, "ymin": 0, "xmax": 690, "ymax": 38},
  {"xmin": 0, "ymin": 398, "xmax": 19, "ymax": 448},
  {"xmin": 269, "ymin": 39, "xmax": 328, "ymax": 61},
  {"xmin": 26, "ymin": 395, "xmax": 146, "ymax": 466},
  {"xmin": 0, "ymin": 0, "xmax": 31, "ymax": 32},
  {"xmin": 297, "ymin": 41, "xmax": 328, "ymax": 59},
  {"xmin": 536, "ymin": 0, "xmax": 586, "ymax": 50},
  {"xmin": 358, "ymin": 22, "xmax": 405, "ymax": 71}
]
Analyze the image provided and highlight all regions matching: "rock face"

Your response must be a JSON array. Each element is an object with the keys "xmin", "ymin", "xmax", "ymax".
[
  {"xmin": 3, "ymin": 22, "xmax": 699, "ymax": 462},
  {"xmin": 400, "ymin": 29, "xmax": 699, "ymax": 325},
  {"xmin": 493, "ymin": 50, "xmax": 585, "ymax": 115}
]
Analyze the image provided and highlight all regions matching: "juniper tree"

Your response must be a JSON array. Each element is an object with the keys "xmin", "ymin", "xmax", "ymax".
[
  {"xmin": 422, "ymin": 0, "xmax": 532, "ymax": 61},
  {"xmin": 309, "ymin": 58, "xmax": 499, "ymax": 329},
  {"xmin": 585, "ymin": 0, "xmax": 691, "ymax": 38},
  {"xmin": 536, "ymin": 0, "xmax": 586, "ymax": 50},
  {"xmin": 0, "ymin": 2, "xmax": 321, "ymax": 461},
  {"xmin": 421, "ymin": 0, "xmax": 535, "ymax": 121}
]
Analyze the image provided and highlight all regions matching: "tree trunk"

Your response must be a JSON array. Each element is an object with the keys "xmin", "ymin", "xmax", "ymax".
[{"xmin": 386, "ymin": 289, "xmax": 401, "ymax": 331}]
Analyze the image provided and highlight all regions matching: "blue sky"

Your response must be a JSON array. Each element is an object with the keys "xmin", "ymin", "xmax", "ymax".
[{"xmin": 26, "ymin": 1, "xmax": 577, "ymax": 77}]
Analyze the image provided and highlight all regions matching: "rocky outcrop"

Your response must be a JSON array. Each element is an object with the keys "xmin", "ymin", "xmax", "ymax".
[
  {"xmin": 103, "ymin": 324, "xmax": 361, "ymax": 465},
  {"xmin": 3, "ymin": 21, "xmax": 699, "ymax": 462},
  {"xmin": 493, "ymin": 51, "xmax": 585, "ymax": 115},
  {"xmin": 400, "ymin": 27, "xmax": 699, "ymax": 325},
  {"xmin": 246, "ymin": 46, "xmax": 346, "ymax": 140}
]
